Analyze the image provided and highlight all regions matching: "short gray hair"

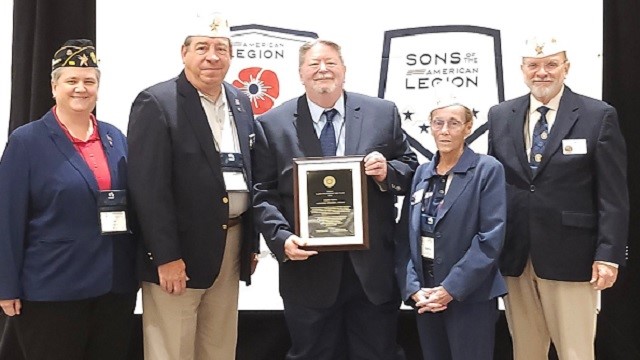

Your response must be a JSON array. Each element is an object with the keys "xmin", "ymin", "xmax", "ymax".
[
  {"xmin": 51, "ymin": 67, "xmax": 101, "ymax": 82},
  {"xmin": 298, "ymin": 39, "xmax": 344, "ymax": 68}
]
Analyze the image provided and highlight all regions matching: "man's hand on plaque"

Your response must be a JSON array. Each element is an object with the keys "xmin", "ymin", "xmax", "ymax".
[{"xmin": 364, "ymin": 151, "xmax": 388, "ymax": 183}]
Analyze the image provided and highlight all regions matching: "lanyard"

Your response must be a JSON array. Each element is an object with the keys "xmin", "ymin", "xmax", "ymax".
[{"xmin": 421, "ymin": 174, "xmax": 448, "ymax": 234}]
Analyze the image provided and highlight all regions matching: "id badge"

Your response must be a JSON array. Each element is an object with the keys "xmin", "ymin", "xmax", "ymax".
[
  {"xmin": 562, "ymin": 139, "xmax": 587, "ymax": 155},
  {"xmin": 223, "ymin": 171, "xmax": 249, "ymax": 191},
  {"xmin": 100, "ymin": 210, "xmax": 128, "ymax": 233},
  {"xmin": 98, "ymin": 190, "xmax": 130, "ymax": 235},
  {"xmin": 221, "ymin": 152, "xmax": 249, "ymax": 192},
  {"xmin": 421, "ymin": 236, "xmax": 434, "ymax": 259}
]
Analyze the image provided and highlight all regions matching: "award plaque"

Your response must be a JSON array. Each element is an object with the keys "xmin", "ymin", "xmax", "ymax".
[{"xmin": 293, "ymin": 156, "xmax": 369, "ymax": 251}]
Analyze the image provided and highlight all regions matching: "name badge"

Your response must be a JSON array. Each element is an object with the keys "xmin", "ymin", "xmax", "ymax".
[
  {"xmin": 421, "ymin": 236, "xmax": 434, "ymax": 260},
  {"xmin": 562, "ymin": 139, "xmax": 587, "ymax": 155},
  {"xmin": 221, "ymin": 152, "xmax": 249, "ymax": 192},
  {"xmin": 100, "ymin": 211, "xmax": 128, "ymax": 233},
  {"xmin": 223, "ymin": 172, "xmax": 249, "ymax": 191},
  {"xmin": 98, "ymin": 190, "xmax": 130, "ymax": 235}
]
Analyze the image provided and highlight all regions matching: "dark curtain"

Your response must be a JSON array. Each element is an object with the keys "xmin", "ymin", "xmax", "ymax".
[
  {"xmin": 8, "ymin": 0, "xmax": 95, "ymax": 134},
  {"xmin": 599, "ymin": 1, "xmax": 640, "ymax": 359},
  {"xmin": 3, "ymin": 1, "xmax": 640, "ymax": 359}
]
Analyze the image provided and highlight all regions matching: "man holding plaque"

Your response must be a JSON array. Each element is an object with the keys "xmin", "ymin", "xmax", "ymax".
[{"xmin": 253, "ymin": 39, "xmax": 418, "ymax": 359}]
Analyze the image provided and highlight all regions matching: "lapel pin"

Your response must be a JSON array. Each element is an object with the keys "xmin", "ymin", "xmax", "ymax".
[
  {"xmin": 234, "ymin": 98, "xmax": 243, "ymax": 112},
  {"xmin": 106, "ymin": 134, "xmax": 113, "ymax": 147}
]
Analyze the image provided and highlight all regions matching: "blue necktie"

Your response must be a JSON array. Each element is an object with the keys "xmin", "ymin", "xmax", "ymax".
[
  {"xmin": 529, "ymin": 106, "xmax": 550, "ymax": 172},
  {"xmin": 319, "ymin": 109, "xmax": 338, "ymax": 156}
]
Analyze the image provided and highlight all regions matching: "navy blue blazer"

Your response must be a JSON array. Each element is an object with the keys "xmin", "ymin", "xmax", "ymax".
[
  {"xmin": 488, "ymin": 86, "xmax": 629, "ymax": 280},
  {"xmin": 253, "ymin": 92, "xmax": 418, "ymax": 307},
  {"xmin": 128, "ymin": 72, "xmax": 258, "ymax": 287},
  {"xmin": 0, "ymin": 110, "xmax": 137, "ymax": 301},
  {"xmin": 396, "ymin": 147, "xmax": 507, "ymax": 303}
]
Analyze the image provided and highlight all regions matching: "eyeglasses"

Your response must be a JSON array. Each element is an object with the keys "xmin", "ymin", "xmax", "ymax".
[
  {"xmin": 430, "ymin": 119, "xmax": 466, "ymax": 131},
  {"xmin": 523, "ymin": 60, "xmax": 567, "ymax": 72}
]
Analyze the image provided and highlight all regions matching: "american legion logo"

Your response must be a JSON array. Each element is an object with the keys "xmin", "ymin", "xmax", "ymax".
[
  {"xmin": 378, "ymin": 26, "xmax": 505, "ymax": 163},
  {"xmin": 228, "ymin": 25, "xmax": 318, "ymax": 115}
]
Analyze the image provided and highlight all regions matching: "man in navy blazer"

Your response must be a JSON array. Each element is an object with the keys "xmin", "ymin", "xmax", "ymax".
[
  {"xmin": 487, "ymin": 36, "xmax": 629, "ymax": 359},
  {"xmin": 253, "ymin": 39, "xmax": 417, "ymax": 359},
  {"xmin": 127, "ymin": 14, "xmax": 258, "ymax": 360}
]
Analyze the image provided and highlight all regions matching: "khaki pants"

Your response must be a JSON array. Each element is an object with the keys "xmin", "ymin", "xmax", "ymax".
[
  {"xmin": 142, "ymin": 225, "xmax": 242, "ymax": 360},
  {"xmin": 504, "ymin": 259, "xmax": 597, "ymax": 360}
]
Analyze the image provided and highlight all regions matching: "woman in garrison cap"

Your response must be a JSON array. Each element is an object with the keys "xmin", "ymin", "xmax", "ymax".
[
  {"xmin": 395, "ymin": 84, "xmax": 507, "ymax": 360},
  {"xmin": 0, "ymin": 39, "xmax": 137, "ymax": 359}
]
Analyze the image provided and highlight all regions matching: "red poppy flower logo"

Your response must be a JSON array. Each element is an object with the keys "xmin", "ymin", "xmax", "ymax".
[{"xmin": 233, "ymin": 67, "xmax": 280, "ymax": 115}]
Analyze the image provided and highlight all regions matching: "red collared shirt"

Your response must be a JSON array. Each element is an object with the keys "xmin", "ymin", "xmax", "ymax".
[{"xmin": 53, "ymin": 106, "xmax": 112, "ymax": 190}]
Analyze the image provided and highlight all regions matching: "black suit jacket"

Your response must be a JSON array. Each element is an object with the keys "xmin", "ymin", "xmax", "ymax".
[
  {"xmin": 253, "ymin": 92, "xmax": 418, "ymax": 307},
  {"xmin": 127, "ymin": 71, "xmax": 258, "ymax": 287},
  {"xmin": 488, "ymin": 86, "xmax": 628, "ymax": 281}
]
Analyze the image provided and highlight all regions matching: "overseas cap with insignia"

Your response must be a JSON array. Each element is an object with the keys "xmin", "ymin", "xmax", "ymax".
[
  {"xmin": 52, "ymin": 39, "xmax": 98, "ymax": 71},
  {"xmin": 187, "ymin": 12, "xmax": 232, "ymax": 39},
  {"xmin": 522, "ymin": 36, "xmax": 566, "ymax": 58},
  {"xmin": 430, "ymin": 82, "xmax": 471, "ymax": 113}
]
